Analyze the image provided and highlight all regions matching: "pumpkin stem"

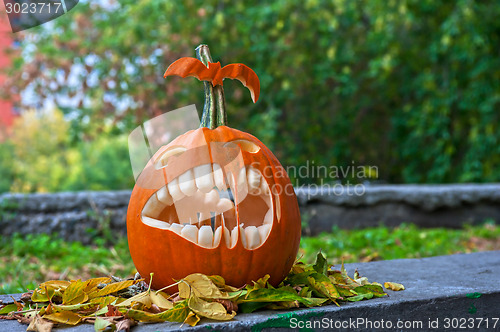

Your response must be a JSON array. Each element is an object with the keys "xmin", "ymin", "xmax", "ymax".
[
  {"xmin": 195, "ymin": 44, "xmax": 228, "ymax": 128},
  {"xmin": 195, "ymin": 45, "xmax": 216, "ymax": 129}
]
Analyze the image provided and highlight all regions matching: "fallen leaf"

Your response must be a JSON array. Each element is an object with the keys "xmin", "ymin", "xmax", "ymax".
[
  {"xmin": 44, "ymin": 311, "xmax": 82, "ymax": 325},
  {"xmin": 39, "ymin": 280, "xmax": 71, "ymax": 291},
  {"xmin": 313, "ymin": 252, "xmax": 328, "ymax": 275},
  {"xmin": 84, "ymin": 277, "xmax": 112, "ymax": 293},
  {"xmin": 122, "ymin": 300, "xmax": 190, "ymax": 323},
  {"xmin": 188, "ymin": 294, "xmax": 236, "ymax": 321},
  {"xmin": 214, "ymin": 299, "xmax": 238, "ymax": 313},
  {"xmin": 27, "ymin": 314, "xmax": 53, "ymax": 332},
  {"xmin": 179, "ymin": 273, "xmax": 225, "ymax": 299},
  {"xmin": 384, "ymin": 282, "xmax": 405, "ymax": 291},
  {"xmin": 0, "ymin": 303, "xmax": 17, "ymax": 315},
  {"xmin": 94, "ymin": 317, "xmax": 115, "ymax": 332},
  {"xmin": 355, "ymin": 284, "xmax": 387, "ymax": 298},
  {"xmin": 89, "ymin": 280, "xmax": 136, "ymax": 298},
  {"xmin": 239, "ymin": 287, "xmax": 327, "ymax": 307},
  {"xmin": 115, "ymin": 317, "xmax": 136, "ymax": 331},
  {"xmin": 62, "ymin": 279, "xmax": 88, "ymax": 305},
  {"xmin": 150, "ymin": 291, "xmax": 174, "ymax": 310},
  {"xmin": 105, "ymin": 304, "xmax": 123, "ymax": 317},
  {"xmin": 341, "ymin": 261, "xmax": 362, "ymax": 289},
  {"xmin": 208, "ymin": 275, "xmax": 240, "ymax": 292},
  {"xmin": 183, "ymin": 311, "xmax": 200, "ymax": 327}
]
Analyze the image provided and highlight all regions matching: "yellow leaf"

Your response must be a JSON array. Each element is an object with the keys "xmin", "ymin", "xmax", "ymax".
[
  {"xmin": 83, "ymin": 277, "xmax": 111, "ymax": 293},
  {"xmin": 88, "ymin": 280, "xmax": 135, "ymax": 298},
  {"xmin": 62, "ymin": 280, "xmax": 88, "ymax": 305},
  {"xmin": 115, "ymin": 291, "xmax": 152, "ymax": 308},
  {"xmin": 39, "ymin": 280, "xmax": 71, "ymax": 291},
  {"xmin": 31, "ymin": 287, "xmax": 56, "ymax": 302},
  {"xmin": 179, "ymin": 274, "xmax": 225, "ymax": 299},
  {"xmin": 208, "ymin": 275, "xmax": 240, "ymax": 292},
  {"xmin": 187, "ymin": 294, "xmax": 236, "ymax": 321},
  {"xmin": 44, "ymin": 311, "xmax": 82, "ymax": 325},
  {"xmin": 183, "ymin": 311, "xmax": 200, "ymax": 327},
  {"xmin": 150, "ymin": 291, "xmax": 174, "ymax": 310},
  {"xmin": 384, "ymin": 282, "xmax": 405, "ymax": 291}
]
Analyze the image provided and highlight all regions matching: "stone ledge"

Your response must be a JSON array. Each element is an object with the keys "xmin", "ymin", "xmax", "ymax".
[
  {"xmin": 2, "ymin": 251, "xmax": 499, "ymax": 331},
  {"xmin": 1, "ymin": 184, "xmax": 499, "ymax": 240}
]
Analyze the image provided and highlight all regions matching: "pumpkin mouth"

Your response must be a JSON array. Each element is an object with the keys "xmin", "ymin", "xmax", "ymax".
[{"xmin": 140, "ymin": 164, "xmax": 273, "ymax": 249}]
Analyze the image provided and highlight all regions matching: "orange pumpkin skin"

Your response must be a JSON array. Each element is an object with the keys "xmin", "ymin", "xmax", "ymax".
[{"xmin": 127, "ymin": 126, "xmax": 301, "ymax": 290}]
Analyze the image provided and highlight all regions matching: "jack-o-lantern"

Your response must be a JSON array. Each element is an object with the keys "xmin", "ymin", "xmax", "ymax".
[{"xmin": 127, "ymin": 45, "xmax": 301, "ymax": 290}]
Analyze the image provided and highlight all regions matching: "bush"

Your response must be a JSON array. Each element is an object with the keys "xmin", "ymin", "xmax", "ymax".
[{"xmin": 5, "ymin": 0, "xmax": 500, "ymax": 185}]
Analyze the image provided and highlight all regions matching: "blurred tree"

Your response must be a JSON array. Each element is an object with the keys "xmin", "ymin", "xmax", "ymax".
[
  {"xmin": 10, "ymin": 109, "xmax": 70, "ymax": 192},
  {"xmin": 4, "ymin": 0, "xmax": 500, "ymax": 184},
  {"xmin": 5, "ymin": 109, "xmax": 134, "ymax": 193}
]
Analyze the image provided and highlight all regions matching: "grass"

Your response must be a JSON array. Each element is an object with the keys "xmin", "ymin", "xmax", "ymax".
[{"xmin": 1, "ymin": 222, "xmax": 499, "ymax": 295}]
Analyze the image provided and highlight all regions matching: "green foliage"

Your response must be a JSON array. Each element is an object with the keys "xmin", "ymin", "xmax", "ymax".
[
  {"xmin": 2, "ymin": 109, "xmax": 134, "ymax": 193},
  {"xmin": 0, "ymin": 233, "xmax": 133, "ymax": 294},
  {"xmin": 299, "ymin": 221, "xmax": 500, "ymax": 264},
  {"xmin": 6, "ymin": 0, "xmax": 500, "ymax": 185},
  {"xmin": 0, "ymin": 142, "xmax": 15, "ymax": 193}
]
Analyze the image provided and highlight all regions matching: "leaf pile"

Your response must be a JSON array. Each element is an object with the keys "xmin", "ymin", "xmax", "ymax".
[{"xmin": 0, "ymin": 253, "xmax": 402, "ymax": 330}]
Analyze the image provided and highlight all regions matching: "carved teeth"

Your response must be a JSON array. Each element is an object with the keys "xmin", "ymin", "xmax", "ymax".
[
  {"xmin": 217, "ymin": 198, "xmax": 234, "ymax": 214},
  {"xmin": 263, "ymin": 209, "xmax": 273, "ymax": 224},
  {"xmin": 198, "ymin": 225, "xmax": 214, "ymax": 248},
  {"xmin": 212, "ymin": 163, "xmax": 226, "ymax": 191},
  {"xmin": 237, "ymin": 167, "xmax": 248, "ymax": 194},
  {"xmin": 170, "ymin": 223, "xmax": 183, "ymax": 235},
  {"xmin": 194, "ymin": 164, "xmax": 215, "ymax": 193},
  {"xmin": 141, "ymin": 216, "xmax": 170, "ymax": 229},
  {"xmin": 258, "ymin": 224, "xmax": 272, "ymax": 242},
  {"xmin": 141, "ymin": 163, "xmax": 274, "ymax": 249},
  {"xmin": 142, "ymin": 195, "xmax": 167, "ymax": 218},
  {"xmin": 230, "ymin": 226, "xmax": 238, "ymax": 248},
  {"xmin": 167, "ymin": 178, "xmax": 185, "ymax": 201},
  {"xmin": 181, "ymin": 224, "xmax": 198, "ymax": 244},
  {"xmin": 178, "ymin": 169, "xmax": 197, "ymax": 196},
  {"xmin": 156, "ymin": 186, "xmax": 173, "ymax": 206},
  {"xmin": 245, "ymin": 226, "xmax": 260, "ymax": 249},
  {"xmin": 247, "ymin": 167, "xmax": 261, "ymax": 194},
  {"xmin": 204, "ymin": 190, "xmax": 220, "ymax": 211},
  {"xmin": 239, "ymin": 224, "xmax": 247, "ymax": 248}
]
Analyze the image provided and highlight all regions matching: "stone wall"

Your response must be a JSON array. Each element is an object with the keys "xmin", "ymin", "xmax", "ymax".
[{"xmin": 1, "ymin": 184, "xmax": 499, "ymax": 242}]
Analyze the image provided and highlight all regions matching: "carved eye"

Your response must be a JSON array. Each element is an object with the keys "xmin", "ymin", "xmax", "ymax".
[
  {"xmin": 155, "ymin": 146, "xmax": 187, "ymax": 169},
  {"xmin": 225, "ymin": 139, "xmax": 261, "ymax": 153}
]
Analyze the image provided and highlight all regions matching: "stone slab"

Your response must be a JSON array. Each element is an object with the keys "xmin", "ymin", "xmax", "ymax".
[
  {"xmin": 2, "ymin": 251, "xmax": 499, "ymax": 331},
  {"xmin": 1, "ymin": 184, "xmax": 500, "ymax": 240}
]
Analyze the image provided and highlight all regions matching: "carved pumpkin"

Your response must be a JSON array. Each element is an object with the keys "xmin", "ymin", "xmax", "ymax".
[{"xmin": 127, "ymin": 45, "xmax": 301, "ymax": 290}]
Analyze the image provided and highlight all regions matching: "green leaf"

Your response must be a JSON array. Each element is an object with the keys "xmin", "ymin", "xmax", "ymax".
[
  {"xmin": 0, "ymin": 303, "xmax": 18, "ymax": 315},
  {"xmin": 306, "ymin": 275, "xmax": 340, "ymax": 302},
  {"xmin": 121, "ymin": 300, "xmax": 190, "ymax": 323},
  {"xmin": 239, "ymin": 287, "xmax": 327, "ymax": 307},
  {"xmin": 313, "ymin": 252, "xmax": 328, "ymax": 275},
  {"xmin": 238, "ymin": 302, "xmax": 269, "ymax": 313},
  {"xmin": 94, "ymin": 317, "xmax": 114, "ymax": 332},
  {"xmin": 355, "ymin": 285, "xmax": 387, "ymax": 298}
]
